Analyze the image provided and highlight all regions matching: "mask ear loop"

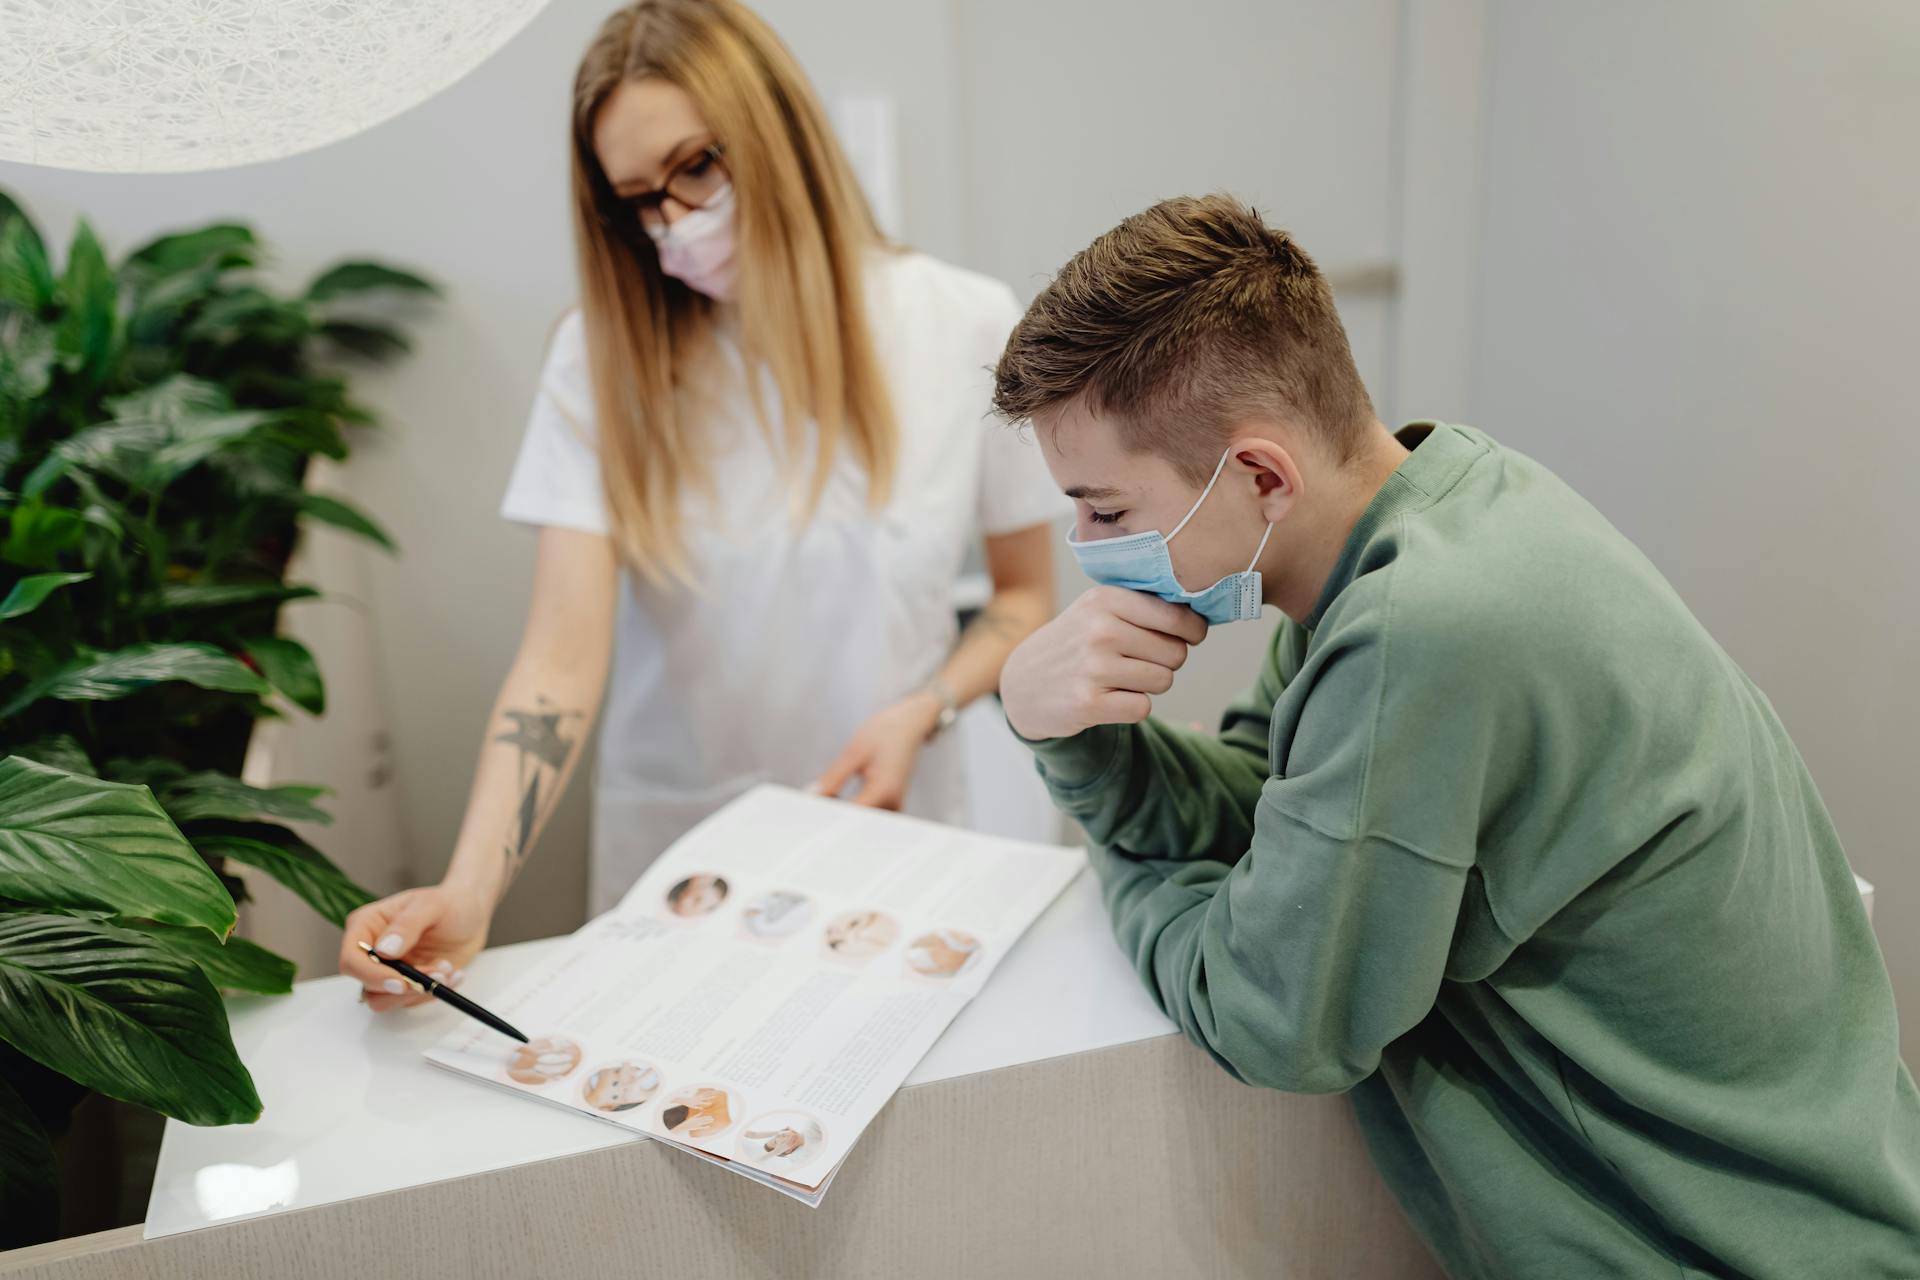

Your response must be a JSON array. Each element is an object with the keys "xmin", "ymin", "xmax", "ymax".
[
  {"xmin": 1165, "ymin": 449, "xmax": 1235, "ymax": 543},
  {"xmin": 1244, "ymin": 521, "xmax": 1274, "ymax": 572}
]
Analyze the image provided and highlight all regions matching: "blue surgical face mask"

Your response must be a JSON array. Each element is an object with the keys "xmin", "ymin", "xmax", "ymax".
[{"xmin": 1065, "ymin": 449, "xmax": 1273, "ymax": 624}]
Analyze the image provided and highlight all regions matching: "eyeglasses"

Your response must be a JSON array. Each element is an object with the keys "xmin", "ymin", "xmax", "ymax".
[{"xmin": 614, "ymin": 143, "xmax": 729, "ymax": 238}]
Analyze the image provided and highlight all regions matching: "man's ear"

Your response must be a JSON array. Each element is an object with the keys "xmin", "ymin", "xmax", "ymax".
[{"xmin": 1230, "ymin": 435, "xmax": 1304, "ymax": 524}]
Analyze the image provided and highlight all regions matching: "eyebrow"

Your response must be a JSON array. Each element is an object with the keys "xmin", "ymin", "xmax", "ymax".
[
  {"xmin": 1064, "ymin": 485, "xmax": 1125, "ymax": 502},
  {"xmin": 611, "ymin": 134, "xmax": 708, "ymax": 195}
]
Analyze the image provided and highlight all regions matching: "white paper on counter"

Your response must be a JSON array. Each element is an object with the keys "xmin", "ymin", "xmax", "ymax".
[{"xmin": 424, "ymin": 785, "xmax": 1083, "ymax": 1203}]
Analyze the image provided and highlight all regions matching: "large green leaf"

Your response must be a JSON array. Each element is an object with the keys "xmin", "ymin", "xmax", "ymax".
[
  {"xmin": 21, "ymin": 420, "xmax": 166, "ymax": 498},
  {"xmin": 189, "ymin": 822, "xmax": 372, "ymax": 927},
  {"xmin": 102, "ymin": 372, "xmax": 228, "ymax": 423},
  {"xmin": 152, "ymin": 771, "xmax": 331, "ymax": 827},
  {"xmin": 8, "ymin": 735, "xmax": 96, "ymax": 777},
  {"xmin": 53, "ymin": 221, "xmax": 119, "ymax": 380},
  {"xmin": 243, "ymin": 637, "xmax": 325, "ymax": 714},
  {"xmin": 0, "ymin": 913, "xmax": 259, "ymax": 1125},
  {"xmin": 0, "ymin": 503, "xmax": 84, "ymax": 570},
  {"xmin": 316, "ymin": 319, "xmax": 410, "ymax": 360},
  {"xmin": 298, "ymin": 492, "xmax": 395, "ymax": 552},
  {"xmin": 0, "ymin": 1070, "xmax": 57, "ymax": 1249},
  {"xmin": 99, "ymin": 757, "xmax": 187, "ymax": 789},
  {"xmin": 123, "ymin": 224, "xmax": 257, "ymax": 279},
  {"xmin": 0, "ymin": 319, "xmax": 55, "ymax": 415},
  {"xmin": 184, "ymin": 287, "xmax": 310, "ymax": 347},
  {"xmin": 259, "ymin": 415, "xmax": 348, "ymax": 460},
  {"xmin": 0, "ymin": 571, "xmax": 90, "ymax": 620},
  {"xmin": 0, "ymin": 214, "xmax": 54, "ymax": 312},
  {"xmin": 305, "ymin": 260, "xmax": 439, "ymax": 302},
  {"xmin": 0, "ymin": 757, "xmax": 234, "ymax": 936},
  {"xmin": 0, "ymin": 642, "xmax": 273, "ymax": 718},
  {"xmin": 130, "ymin": 581, "xmax": 319, "ymax": 617},
  {"xmin": 117, "ymin": 920, "xmax": 295, "ymax": 996}
]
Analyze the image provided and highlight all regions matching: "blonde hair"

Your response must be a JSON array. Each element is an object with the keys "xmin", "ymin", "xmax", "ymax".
[
  {"xmin": 993, "ymin": 193, "xmax": 1374, "ymax": 481},
  {"xmin": 569, "ymin": 0, "xmax": 898, "ymax": 584}
]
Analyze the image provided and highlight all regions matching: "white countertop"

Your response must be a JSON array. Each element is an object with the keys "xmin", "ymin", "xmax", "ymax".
[{"xmin": 144, "ymin": 865, "xmax": 1174, "ymax": 1238}]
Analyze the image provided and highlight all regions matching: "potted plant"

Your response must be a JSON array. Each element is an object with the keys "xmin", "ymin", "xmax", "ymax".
[{"xmin": 0, "ymin": 189, "xmax": 436, "ymax": 1246}]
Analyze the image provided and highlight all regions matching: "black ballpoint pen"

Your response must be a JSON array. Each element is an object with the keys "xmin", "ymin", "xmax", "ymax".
[{"xmin": 358, "ymin": 941, "xmax": 530, "ymax": 1043}]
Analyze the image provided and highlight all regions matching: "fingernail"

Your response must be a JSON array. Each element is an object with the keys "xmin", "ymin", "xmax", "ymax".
[
  {"xmin": 429, "ymin": 958, "xmax": 451, "ymax": 974},
  {"xmin": 376, "ymin": 933, "xmax": 404, "ymax": 955},
  {"xmin": 383, "ymin": 979, "xmax": 405, "ymax": 995},
  {"xmin": 449, "ymin": 969, "xmax": 466, "ymax": 986}
]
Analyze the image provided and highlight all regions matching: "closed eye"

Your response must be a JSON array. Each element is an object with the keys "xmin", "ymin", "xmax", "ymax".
[{"xmin": 1088, "ymin": 510, "xmax": 1126, "ymax": 525}]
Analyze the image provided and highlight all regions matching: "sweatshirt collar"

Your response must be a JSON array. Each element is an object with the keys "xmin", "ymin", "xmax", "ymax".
[{"xmin": 1303, "ymin": 422, "xmax": 1488, "ymax": 630}]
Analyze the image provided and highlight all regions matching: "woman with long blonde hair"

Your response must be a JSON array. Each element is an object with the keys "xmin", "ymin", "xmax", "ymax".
[{"xmin": 339, "ymin": 0, "xmax": 1060, "ymax": 1001}]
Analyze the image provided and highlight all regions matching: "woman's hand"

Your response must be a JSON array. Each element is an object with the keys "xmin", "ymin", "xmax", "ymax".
[
  {"xmin": 339, "ymin": 882, "xmax": 494, "ymax": 1012},
  {"xmin": 814, "ymin": 692, "xmax": 944, "ymax": 810}
]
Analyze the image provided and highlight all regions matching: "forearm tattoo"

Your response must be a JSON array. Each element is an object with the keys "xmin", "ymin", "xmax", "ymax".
[{"xmin": 492, "ymin": 697, "xmax": 583, "ymax": 899}]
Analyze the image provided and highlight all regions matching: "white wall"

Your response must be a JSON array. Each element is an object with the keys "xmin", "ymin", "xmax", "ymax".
[{"xmin": 1467, "ymin": 0, "xmax": 1920, "ymax": 1059}]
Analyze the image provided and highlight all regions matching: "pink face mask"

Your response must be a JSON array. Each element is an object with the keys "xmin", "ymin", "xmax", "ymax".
[{"xmin": 647, "ymin": 182, "xmax": 738, "ymax": 301}]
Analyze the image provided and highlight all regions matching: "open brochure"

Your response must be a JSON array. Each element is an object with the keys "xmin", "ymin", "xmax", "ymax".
[{"xmin": 424, "ymin": 784, "xmax": 1084, "ymax": 1205}]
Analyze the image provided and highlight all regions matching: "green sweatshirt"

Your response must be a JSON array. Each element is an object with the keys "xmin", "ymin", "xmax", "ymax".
[{"xmin": 1026, "ymin": 423, "xmax": 1920, "ymax": 1278}]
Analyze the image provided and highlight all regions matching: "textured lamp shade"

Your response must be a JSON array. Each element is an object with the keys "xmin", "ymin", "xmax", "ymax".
[{"xmin": 0, "ymin": 0, "xmax": 557, "ymax": 173}]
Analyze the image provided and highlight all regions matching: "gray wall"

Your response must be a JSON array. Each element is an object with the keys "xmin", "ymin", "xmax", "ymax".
[{"xmin": 1467, "ymin": 0, "xmax": 1920, "ymax": 1058}]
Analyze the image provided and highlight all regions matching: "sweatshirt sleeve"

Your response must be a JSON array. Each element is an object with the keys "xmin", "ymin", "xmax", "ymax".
[
  {"xmin": 1083, "ymin": 599, "xmax": 1496, "ymax": 1093},
  {"xmin": 1018, "ymin": 623, "xmax": 1291, "ymax": 863}
]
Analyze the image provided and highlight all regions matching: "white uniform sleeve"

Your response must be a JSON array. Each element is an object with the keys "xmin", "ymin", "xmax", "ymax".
[
  {"xmin": 976, "ymin": 284, "xmax": 1072, "ymax": 537},
  {"xmin": 500, "ymin": 310, "xmax": 610, "ymax": 536}
]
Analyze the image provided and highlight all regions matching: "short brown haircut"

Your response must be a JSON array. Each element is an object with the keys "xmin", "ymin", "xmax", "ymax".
[{"xmin": 992, "ymin": 193, "xmax": 1375, "ymax": 481}]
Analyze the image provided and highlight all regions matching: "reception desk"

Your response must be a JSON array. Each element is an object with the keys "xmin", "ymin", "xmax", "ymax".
[{"xmin": 2, "ymin": 869, "xmax": 1441, "ymax": 1280}]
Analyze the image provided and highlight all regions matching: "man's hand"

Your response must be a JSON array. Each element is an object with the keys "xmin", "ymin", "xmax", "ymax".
[{"xmin": 1001, "ymin": 587, "xmax": 1207, "ymax": 742}]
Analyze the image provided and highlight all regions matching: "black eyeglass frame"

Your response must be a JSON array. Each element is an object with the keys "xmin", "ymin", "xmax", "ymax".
[{"xmin": 601, "ymin": 143, "xmax": 730, "ymax": 237}]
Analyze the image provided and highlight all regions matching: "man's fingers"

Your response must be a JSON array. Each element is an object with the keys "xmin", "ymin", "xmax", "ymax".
[
  {"xmin": 1095, "ymin": 588, "xmax": 1208, "ymax": 646},
  {"xmin": 1098, "ymin": 657, "xmax": 1177, "ymax": 697},
  {"xmin": 1112, "ymin": 623, "xmax": 1191, "ymax": 671}
]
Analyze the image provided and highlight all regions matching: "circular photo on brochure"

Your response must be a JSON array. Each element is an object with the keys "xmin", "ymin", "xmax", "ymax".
[
  {"xmin": 905, "ymin": 928, "xmax": 983, "ymax": 979},
  {"xmin": 822, "ymin": 908, "xmax": 899, "ymax": 963},
  {"xmin": 658, "ymin": 1085, "xmax": 741, "ymax": 1140},
  {"xmin": 664, "ymin": 872, "xmax": 730, "ymax": 919},
  {"xmin": 740, "ymin": 889, "xmax": 815, "ymax": 941},
  {"xmin": 580, "ymin": 1060, "xmax": 663, "ymax": 1113},
  {"xmin": 737, "ymin": 1110, "xmax": 828, "ymax": 1173},
  {"xmin": 505, "ymin": 1035, "xmax": 582, "ymax": 1086}
]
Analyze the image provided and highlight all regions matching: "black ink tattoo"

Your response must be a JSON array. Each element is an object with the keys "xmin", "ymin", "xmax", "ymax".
[{"xmin": 493, "ymin": 698, "xmax": 583, "ymax": 899}]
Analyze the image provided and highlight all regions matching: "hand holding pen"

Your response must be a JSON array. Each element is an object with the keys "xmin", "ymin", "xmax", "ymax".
[
  {"xmin": 355, "ymin": 941, "xmax": 529, "ymax": 1043},
  {"xmin": 338, "ymin": 883, "xmax": 492, "ymax": 1013}
]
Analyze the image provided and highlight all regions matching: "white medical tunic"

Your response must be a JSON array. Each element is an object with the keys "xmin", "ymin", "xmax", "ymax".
[{"xmin": 501, "ymin": 250, "xmax": 1066, "ymax": 913}]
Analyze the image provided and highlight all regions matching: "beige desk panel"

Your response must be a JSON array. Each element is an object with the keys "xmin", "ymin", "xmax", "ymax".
[{"xmin": 5, "ymin": 1035, "xmax": 1440, "ymax": 1280}]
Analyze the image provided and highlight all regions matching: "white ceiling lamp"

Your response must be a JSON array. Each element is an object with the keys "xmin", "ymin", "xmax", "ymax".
[{"xmin": 0, "ymin": 0, "xmax": 557, "ymax": 174}]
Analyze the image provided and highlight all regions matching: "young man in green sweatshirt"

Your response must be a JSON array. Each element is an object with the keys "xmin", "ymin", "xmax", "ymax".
[{"xmin": 993, "ymin": 193, "xmax": 1920, "ymax": 1279}]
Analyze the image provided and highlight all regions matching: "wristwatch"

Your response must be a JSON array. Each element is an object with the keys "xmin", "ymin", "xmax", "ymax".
[{"xmin": 924, "ymin": 678, "xmax": 961, "ymax": 739}]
